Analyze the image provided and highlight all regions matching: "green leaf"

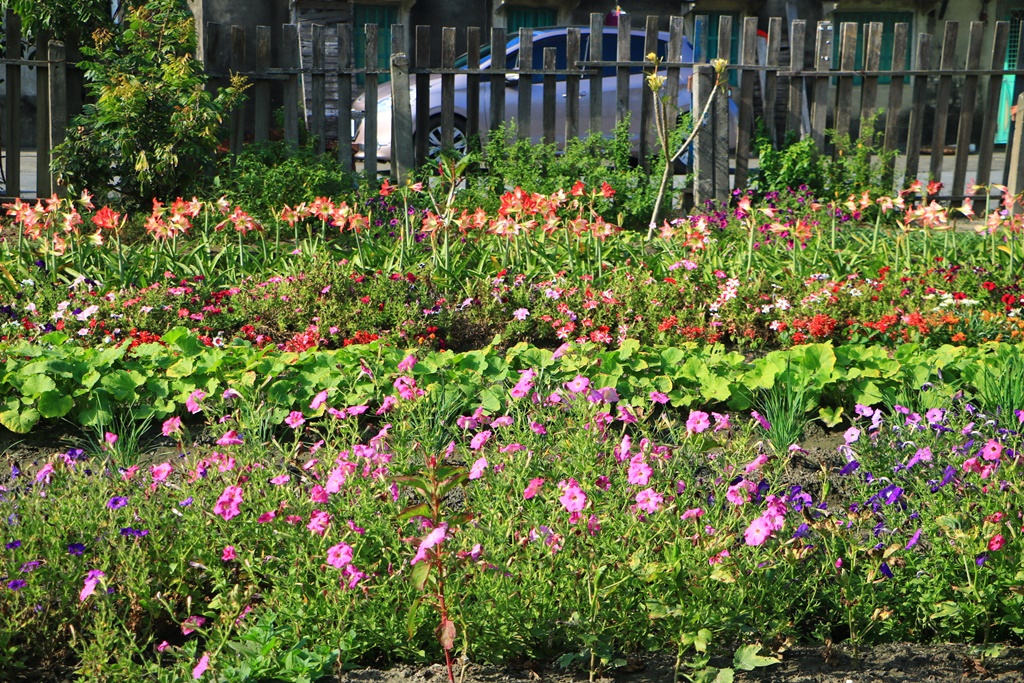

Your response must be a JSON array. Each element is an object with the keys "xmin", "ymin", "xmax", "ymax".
[
  {"xmin": 20, "ymin": 374, "xmax": 56, "ymax": 398},
  {"xmin": 618, "ymin": 338, "xmax": 639, "ymax": 360},
  {"xmin": 732, "ymin": 645, "xmax": 780, "ymax": 671},
  {"xmin": 0, "ymin": 405, "xmax": 39, "ymax": 433},
  {"xmin": 166, "ymin": 357, "xmax": 195, "ymax": 378},
  {"xmin": 38, "ymin": 391, "xmax": 74, "ymax": 418},
  {"xmin": 714, "ymin": 668, "xmax": 735, "ymax": 683},
  {"xmin": 407, "ymin": 596, "xmax": 423, "ymax": 639},
  {"xmin": 818, "ymin": 406, "xmax": 844, "ymax": 428},
  {"xmin": 478, "ymin": 388, "xmax": 501, "ymax": 414},
  {"xmin": 398, "ymin": 503, "xmax": 431, "ymax": 522},
  {"xmin": 101, "ymin": 370, "xmax": 142, "ymax": 401},
  {"xmin": 411, "ymin": 560, "xmax": 431, "ymax": 591}
]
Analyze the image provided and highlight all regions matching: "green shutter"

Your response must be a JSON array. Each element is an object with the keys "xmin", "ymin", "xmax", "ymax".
[
  {"xmin": 707, "ymin": 13, "xmax": 741, "ymax": 86},
  {"xmin": 354, "ymin": 4, "xmax": 398, "ymax": 84},
  {"xmin": 507, "ymin": 7, "xmax": 557, "ymax": 35}
]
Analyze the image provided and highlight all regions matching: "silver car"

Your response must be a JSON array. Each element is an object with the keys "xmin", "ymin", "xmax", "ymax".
[{"xmin": 353, "ymin": 25, "xmax": 736, "ymax": 162}]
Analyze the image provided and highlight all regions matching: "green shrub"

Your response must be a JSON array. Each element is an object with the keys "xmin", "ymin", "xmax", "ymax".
[
  {"xmin": 213, "ymin": 141, "xmax": 359, "ymax": 220},
  {"xmin": 51, "ymin": 0, "xmax": 248, "ymax": 208}
]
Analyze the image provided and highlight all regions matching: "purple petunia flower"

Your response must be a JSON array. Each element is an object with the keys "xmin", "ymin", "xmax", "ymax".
[
  {"xmin": 7, "ymin": 579, "xmax": 26, "ymax": 591},
  {"xmin": 5, "ymin": 540, "xmax": 20, "ymax": 550},
  {"xmin": 68, "ymin": 543, "xmax": 86, "ymax": 555},
  {"xmin": 880, "ymin": 562, "xmax": 894, "ymax": 579},
  {"xmin": 905, "ymin": 529, "xmax": 922, "ymax": 549},
  {"xmin": 179, "ymin": 497, "xmax": 193, "ymax": 507},
  {"xmin": 106, "ymin": 496, "xmax": 128, "ymax": 510},
  {"xmin": 839, "ymin": 460, "xmax": 860, "ymax": 476}
]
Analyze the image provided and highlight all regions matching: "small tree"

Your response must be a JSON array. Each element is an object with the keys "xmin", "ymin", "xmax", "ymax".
[{"xmin": 51, "ymin": 0, "xmax": 248, "ymax": 208}]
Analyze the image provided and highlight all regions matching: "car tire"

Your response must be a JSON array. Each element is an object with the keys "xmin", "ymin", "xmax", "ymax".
[{"xmin": 424, "ymin": 115, "xmax": 468, "ymax": 159}]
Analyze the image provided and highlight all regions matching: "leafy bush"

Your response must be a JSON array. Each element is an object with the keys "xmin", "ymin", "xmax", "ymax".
[
  {"xmin": 212, "ymin": 141, "xmax": 359, "ymax": 220},
  {"xmin": 51, "ymin": 0, "xmax": 248, "ymax": 208},
  {"xmin": 451, "ymin": 118, "xmax": 661, "ymax": 230},
  {"xmin": 0, "ymin": 0, "xmax": 114, "ymax": 38},
  {"xmin": 753, "ymin": 112, "xmax": 897, "ymax": 199}
]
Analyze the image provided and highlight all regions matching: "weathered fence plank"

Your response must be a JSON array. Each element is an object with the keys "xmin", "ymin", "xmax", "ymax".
[
  {"xmin": 5, "ymin": 10, "xmax": 22, "ymax": 198},
  {"xmin": 588, "ymin": 13, "xmax": 603, "ymax": 135},
  {"xmin": 858, "ymin": 22, "xmax": 882, "ymax": 139},
  {"xmin": 254, "ymin": 26, "xmax": 271, "ymax": 144},
  {"xmin": 953, "ymin": 22, "xmax": 984, "ymax": 198},
  {"xmin": 835, "ymin": 22, "xmax": 858, "ymax": 144},
  {"xmin": 616, "ymin": 15, "xmax": 630, "ymax": 126},
  {"xmin": 882, "ymin": 23, "xmax": 909, "ymax": 186},
  {"xmin": 904, "ymin": 32, "xmax": 931, "ymax": 185},
  {"xmin": 811, "ymin": 21, "xmax": 833, "ymax": 152},
  {"xmin": 363, "ymin": 23, "xmax": 378, "ymax": 177},
  {"xmin": 542, "ymin": 47, "xmax": 557, "ymax": 145},
  {"xmin": 929, "ymin": 22, "xmax": 958, "ymax": 184},
  {"xmin": 414, "ymin": 26, "xmax": 430, "ymax": 166},
  {"xmin": 763, "ymin": 17, "xmax": 781, "ymax": 147},
  {"xmin": 47, "ymin": 41, "xmax": 67, "ymax": 198},
  {"xmin": 693, "ymin": 64, "xmax": 714, "ymax": 205},
  {"xmin": 282, "ymin": 24, "xmax": 301, "ymax": 149},
  {"xmin": 734, "ymin": 17, "xmax": 758, "ymax": 190},
  {"xmin": 664, "ymin": 16, "xmax": 684, "ymax": 140},
  {"xmin": 1009, "ymin": 92, "xmax": 1024, "ymax": 196},
  {"xmin": 390, "ymin": 51, "xmax": 413, "ymax": 183},
  {"xmin": 565, "ymin": 27, "xmax": 581, "ymax": 143},
  {"xmin": 35, "ymin": 31, "xmax": 51, "ymax": 197},
  {"xmin": 976, "ymin": 21, "xmax": 1009, "ymax": 194},
  {"xmin": 787, "ymin": 20, "xmax": 806, "ymax": 137},
  {"xmin": 466, "ymin": 27, "xmax": 481, "ymax": 141},
  {"xmin": 516, "ymin": 28, "xmax": 533, "ymax": 140},
  {"xmin": 441, "ymin": 26, "xmax": 455, "ymax": 149},
  {"xmin": 640, "ymin": 15, "xmax": 659, "ymax": 170},
  {"xmin": 713, "ymin": 16, "xmax": 732, "ymax": 203},
  {"xmin": 490, "ymin": 27, "xmax": 506, "ymax": 134},
  {"xmin": 337, "ymin": 23, "xmax": 354, "ymax": 171},
  {"xmin": 310, "ymin": 24, "xmax": 326, "ymax": 154}
]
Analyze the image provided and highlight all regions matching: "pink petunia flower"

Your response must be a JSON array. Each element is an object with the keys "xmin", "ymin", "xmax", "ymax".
[
  {"xmin": 192, "ymin": 652, "xmax": 210, "ymax": 679},
  {"xmin": 411, "ymin": 523, "xmax": 448, "ymax": 565},
  {"xmin": 397, "ymin": 354, "xmax": 417, "ymax": 372},
  {"xmin": 216, "ymin": 430, "xmax": 243, "ymax": 446},
  {"xmin": 310, "ymin": 389, "xmax": 329, "ymax": 410},
  {"xmin": 744, "ymin": 516, "xmax": 774, "ymax": 546},
  {"xmin": 635, "ymin": 488, "xmax": 664, "ymax": 514},
  {"xmin": 221, "ymin": 546, "xmax": 236, "ymax": 561},
  {"xmin": 470, "ymin": 430, "xmax": 492, "ymax": 451},
  {"xmin": 557, "ymin": 480, "xmax": 587, "ymax": 513},
  {"xmin": 686, "ymin": 410, "xmax": 711, "ymax": 434},
  {"xmin": 213, "ymin": 485, "xmax": 243, "ymax": 521},
  {"xmin": 565, "ymin": 375, "xmax": 590, "ymax": 394},
  {"xmin": 469, "ymin": 457, "xmax": 488, "ymax": 479},
  {"xmin": 79, "ymin": 569, "xmax": 105, "ymax": 602},
  {"xmin": 151, "ymin": 462, "xmax": 173, "ymax": 483},
  {"xmin": 162, "ymin": 416, "xmax": 182, "ymax": 437},
  {"xmin": 186, "ymin": 390, "xmax": 206, "ymax": 414},
  {"xmin": 284, "ymin": 411, "xmax": 305, "ymax": 429},
  {"xmin": 327, "ymin": 542, "xmax": 354, "ymax": 569},
  {"xmin": 307, "ymin": 509, "xmax": 331, "ymax": 536},
  {"xmin": 524, "ymin": 478, "xmax": 545, "ymax": 499}
]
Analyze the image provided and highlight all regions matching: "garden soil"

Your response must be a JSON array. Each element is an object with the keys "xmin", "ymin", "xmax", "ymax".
[{"xmin": 338, "ymin": 644, "xmax": 1024, "ymax": 683}]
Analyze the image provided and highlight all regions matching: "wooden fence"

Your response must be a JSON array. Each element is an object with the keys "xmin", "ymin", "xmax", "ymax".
[
  {"xmin": 0, "ymin": 10, "xmax": 69, "ymax": 201},
  {"xmin": 10, "ymin": 11, "xmax": 1024, "ymax": 205}
]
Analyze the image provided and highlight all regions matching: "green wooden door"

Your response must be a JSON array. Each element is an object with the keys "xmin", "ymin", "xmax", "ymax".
[{"xmin": 354, "ymin": 4, "xmax": 398, "ymax": 84}]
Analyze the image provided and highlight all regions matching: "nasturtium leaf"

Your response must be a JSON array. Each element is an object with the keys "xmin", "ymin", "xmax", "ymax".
[
  {"xmin": 20, "ymin": 374, "xmax": 56, "ymax": 398},
  {"xmin": 0, "ymin": 406, "xmax": 39, "ymax": 433},
  {"xmin": 37, "ymin": 391, "xmax": 74, "ymax": 418}
]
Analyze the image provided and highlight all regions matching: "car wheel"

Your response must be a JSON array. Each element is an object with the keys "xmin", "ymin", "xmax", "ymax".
[{"xmin": 424, "ymin": 115, "xmax": 468, "ymax": 159}]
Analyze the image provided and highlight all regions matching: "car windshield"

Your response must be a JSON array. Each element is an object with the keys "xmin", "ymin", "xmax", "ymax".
[{"xmin": 452, "ymin": 43, "xmax": 493, "ymax": 69}]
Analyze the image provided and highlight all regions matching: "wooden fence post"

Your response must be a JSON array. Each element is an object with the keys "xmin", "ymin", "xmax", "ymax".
[
  {"xmin": 929, "ymin": 22, "xmax": 958, "ymax": 184},
  {"xmin": 282, "ymin": 24, "xmax": 300, "ymax": 150},
  {"xmin": 834, "ymin": 22, "xmax": 857, "ymax": 144},
  {"xmin": 589, "ymin": 13, "xmax": 603, "ymax": 135},
  {"xmin": 490, "ymin": 28, "xmax": 506, "ymax": 135},
  {"xmin": 466, "ymin": 27, "xmax": 481, "ymax": 141},
  {"xmin": 36, "ymin": 31, "xmax": 51, "ymax": 197},
  {"xmin": 565, "ymin": 27, "xmax": 581, "ymax": 144},
  {"xmin": 414, "ymin": 25, "xmax": 430, "ymax": 166},
  {"xmin": 391, "ymin": 52, "xmax": 414, "ymax": 184},
  {"xmin": 254, "ymin": 26, "xmax": 271, "ymax": 144},
  {"xmin": 230, "ymin": 25, "xmax": 246, "ymax": 156},
  {"xmin": 47, "ymin": 41, "xmax": 67, "ymax": 199},
  {"xmin": 787, "ymin": 20, "xmax": 806, "ymax": 137},
  {"xmin": 639, "ymin": 15, "xmax": 659, "ymax": 170},
  {"xmin": 517, "ymin": 28, "xmax": 533, "ymax": 140},
  {"xmin": 441, "ymin": 27, "xmax": 455, "ymax": 149},
  {"xmin": 338, "ymin": 23, "xmax": 354, "ymax": 171},
  {"xmin": 311, "ymin": 24, "xmax": 326, "ymax": 154},
  {"xmin": 763, "ymin": 17, "xmax": 781, "ymax": 147},
  {"xmin": 904, "ymin": 32, "xmax": 932, "ymax": 187},
  {"xmin": 714, "ymin": 16, "xmax": 731, "ymax": 202},
  {"xmin": 953, "ymin": 22, "xmax": 984, "ymax": 199},
  {"xmin": 882, "ymin": 23, "xmax": 909, "ymax": 188},
  {"xmin": 692, "ymin": 64, "xmax": 714, "ymax": 206},
  {"xmin": 5, "ymin": 9, "xmax": 21, "ymax": 198},
  {"xmin": 734, "ymin": 17, "xmax": 758, "ymax": 190},
  {"xmin": 542, "ymin": 46, "xmax": 557, "ymax": 145},
  {"xmin": 363, "ymin": 23, "xmax": 379, "ymax": 177},
  {"xmin": 1008, "ymin": 92, "xmax": 1024, "ymax": 197},
  {"xmin": 976, "ymin": 21, "xmax": 1009, "ymax": 194},
  {"xmin": 859, "ymin": 22, "xmax": 883, "ymax": 140},
  {"xmin": 616, "ymin": 14, "xmax": 630, "ymax": 127},
  {"xmin": 665, "ymin": 16, "xmax": 684, "ymax": 140},
  {"xmin": 810, "ymin": 21, "xmax": 832, "ymax": 153}
]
